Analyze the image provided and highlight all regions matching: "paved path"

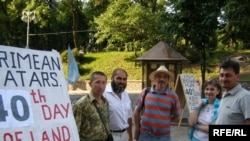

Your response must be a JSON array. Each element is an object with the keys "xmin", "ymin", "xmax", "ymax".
[{"xmin": 171, "ymin": 125, "xmax": 189, "ymax": 141}]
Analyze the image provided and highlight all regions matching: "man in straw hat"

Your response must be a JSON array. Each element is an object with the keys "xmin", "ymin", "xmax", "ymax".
[{"xmin": 133, "ymin": 65, "xmax": 181, "ymax": 141}]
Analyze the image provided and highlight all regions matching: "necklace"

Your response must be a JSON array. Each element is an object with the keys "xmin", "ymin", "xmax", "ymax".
[{"xmin": 206, "ymin": 104, "xmax": 213, "ymax": 112}]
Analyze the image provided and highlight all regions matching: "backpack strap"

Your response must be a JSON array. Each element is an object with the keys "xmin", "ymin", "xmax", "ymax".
[{"xmin": 141, "ymin": 87, "xmax": 150, "ymax": 110}]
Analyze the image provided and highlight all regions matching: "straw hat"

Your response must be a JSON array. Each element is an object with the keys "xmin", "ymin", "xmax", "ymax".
[{"xmin": 149, "ymin": 65, "xmax": 174, "ymax": 81}]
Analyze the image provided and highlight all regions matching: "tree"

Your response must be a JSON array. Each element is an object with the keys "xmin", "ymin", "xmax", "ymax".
[
  {"xmin": 81, "ymin": 0, "xmax": 110, "ymax": 52},
  {"xmin": 165, "ymin": 0, "xmax": 223, "ymax": 96},
  {"xmin": 94, "ymin": 0, "xmax": 167, "ymax": 52},
  {"xmin": 26, "ymin": 0, "xmax": 88, "ymax": 50},
  {"xmin": 0, "ymin": 0, "xmax": 26, "ymax": 47},
  {"xmin": 218, "ymin": 0, "xmax": 250, "ymax": 49}
]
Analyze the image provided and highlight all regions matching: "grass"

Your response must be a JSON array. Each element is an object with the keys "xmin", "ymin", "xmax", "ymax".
[
  {"xmin": 182, "ymin": 49, "xmax": 250, "ymax": 81},
  {"xmin": 62, "ymin": 50, "xmax": 250, "ymax": 81},
  {"xmin": 65, "ymin": 51, "xmax": 142, "ymax": 80}
]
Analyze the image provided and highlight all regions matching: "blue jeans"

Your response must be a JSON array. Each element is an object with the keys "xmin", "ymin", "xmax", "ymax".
[{"xmin": 138, "ymin": 132, "xmax": 171, "ymax": 141}]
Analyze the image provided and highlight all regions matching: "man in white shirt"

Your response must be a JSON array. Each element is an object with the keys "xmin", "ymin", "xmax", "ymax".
[{"xmin": 104, "ymin": 68, "xmax": 133, "ymax": 141}]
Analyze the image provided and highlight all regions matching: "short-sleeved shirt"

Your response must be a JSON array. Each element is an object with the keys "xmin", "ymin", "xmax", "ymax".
[
  {"xmin": 193, "ymin": 104, "xmax": 214, "ymax": 141},
  {"xmin": 72, "ymin": 93, "xmax": 109, "ymax": 141},
  {"xmin": 103, "ymin": 83, "xmax": 133, "ymax": 130},
  {"xmin": 216, "ymin": 84, "xmax": 250, "ymax": 124},
  {"xmin": 135, "ymin": 87, "xmax": 181, "ymax": 136}
]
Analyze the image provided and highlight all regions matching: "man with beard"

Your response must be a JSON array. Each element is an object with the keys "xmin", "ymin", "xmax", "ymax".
[
  {"xmin": 103, "ymin": 68, "xmax": 133, "ymax": 141},
  {"xmin": 134, "ymin": 65, "xmax": 181, "ymax": 141}
]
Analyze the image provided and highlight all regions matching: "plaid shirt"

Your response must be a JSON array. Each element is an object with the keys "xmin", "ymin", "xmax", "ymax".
[{"xmin": 73, "ymin": 93, "xmax": 109, "ymax": 141}]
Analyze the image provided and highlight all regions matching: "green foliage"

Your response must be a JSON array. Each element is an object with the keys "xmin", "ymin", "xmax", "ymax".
[
  {"xmin": 94, "ymin": 0, "xmax": 167, "ymax": 51},
  {"xmin": 61, "ymin": 50, "xmax": 250, "ymax": 81},
  {"xmin": 219, "ymin": 0, "xmax": 250, "ymax": 49},
  {"xmin": 164, "ymin": 0, "xmax": 223, "ymax": 88},
  {"xmin": 1, "ymin": 0, "xmax": 250, "ymax": 55}
]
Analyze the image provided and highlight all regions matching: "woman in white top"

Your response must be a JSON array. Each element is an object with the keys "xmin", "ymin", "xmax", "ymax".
[{"xmin": 188, "ymin": 79, "xmax": 222, "ymax": 141}]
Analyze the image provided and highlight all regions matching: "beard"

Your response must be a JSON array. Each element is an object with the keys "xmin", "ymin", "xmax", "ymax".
[{"xmin": 111, "ymin": 80, "xmax": 126, "ymax": 94}]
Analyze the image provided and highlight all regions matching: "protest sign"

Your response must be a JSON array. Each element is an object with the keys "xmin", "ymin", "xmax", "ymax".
[
  {"xmin": 174, "ymin": 74, "xmax": 201, "ymax": 113},
  {"xmin": 0, "ymin": 45, "xmax": 79, "ymax": 141}
]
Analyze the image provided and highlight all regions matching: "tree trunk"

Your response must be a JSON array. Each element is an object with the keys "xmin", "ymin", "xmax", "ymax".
[{"xmin": 71, "ymin": 2, "xmax": 78, "ymax": 48}]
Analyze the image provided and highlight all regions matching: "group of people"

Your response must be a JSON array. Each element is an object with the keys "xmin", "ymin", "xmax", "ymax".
[
  {"xmin": 72, "ymin": 59, "xmax": 250, "ymax": 141},
  {"xmin": 188, "ymin": 59, "xmax": 250, "ymax": 141},
  {"xmin": 73, "ymin": 68, "xmax": 134, "ymax": 141}
]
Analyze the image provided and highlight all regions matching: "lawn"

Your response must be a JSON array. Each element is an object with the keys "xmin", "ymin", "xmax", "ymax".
[{"xmin": 62, "ymin": 50, "xmax": 250, "ymax": 81}]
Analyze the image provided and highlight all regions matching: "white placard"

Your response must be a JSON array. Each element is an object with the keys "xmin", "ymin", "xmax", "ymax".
[
  {"xmin": 174, "ymin": 74, "xmax": 201, "ymax": 113},
  {"xmin": 0, "ymin": 45, "xmax": 79, "ymax": 141}
]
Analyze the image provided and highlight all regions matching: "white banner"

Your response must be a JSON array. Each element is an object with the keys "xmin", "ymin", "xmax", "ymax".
[
  {"xmin": 0, "ymin": 45, "xmax": 79, "ymax": 141},
  {"xmin": 174, "ymin": 74, "xmax": 201, "ymax": 112}
]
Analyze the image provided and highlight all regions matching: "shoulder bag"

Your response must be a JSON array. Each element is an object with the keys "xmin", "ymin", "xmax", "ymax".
[{"xmin": 93, "ymin": 102, "xmax": 114, "ymax": 141}]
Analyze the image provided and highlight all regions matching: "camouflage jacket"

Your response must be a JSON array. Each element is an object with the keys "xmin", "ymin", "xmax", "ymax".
[{"xmin": 73, "ymin": 93, "xmax": 109, "ymax": 141}]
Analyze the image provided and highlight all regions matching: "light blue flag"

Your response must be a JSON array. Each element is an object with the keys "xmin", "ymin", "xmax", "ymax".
[{"xmin": 68, "ymin": 46, "xmax": 80, "ymax": 85}]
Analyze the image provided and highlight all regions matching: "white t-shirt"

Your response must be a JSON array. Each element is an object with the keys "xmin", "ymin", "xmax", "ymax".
[{"xmin": 193, "ymin": 104, "xmax": 214, "ymax": 141}]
